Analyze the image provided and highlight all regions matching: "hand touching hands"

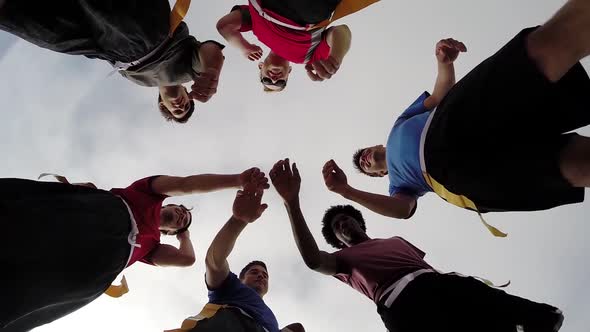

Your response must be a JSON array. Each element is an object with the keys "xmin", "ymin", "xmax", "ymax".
[{"xmin": 435, "ymin": 38, "xmax": 467, "ymax": 64}]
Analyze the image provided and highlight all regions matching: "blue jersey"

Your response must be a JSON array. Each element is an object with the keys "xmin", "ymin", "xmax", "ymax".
[
  {"xmin": 387, "ymin": 92, "xmax": 433, "ymax": 198},
  {"xmin": 208, "ymin": 272, "xmax": 279, "ymax": 332}
]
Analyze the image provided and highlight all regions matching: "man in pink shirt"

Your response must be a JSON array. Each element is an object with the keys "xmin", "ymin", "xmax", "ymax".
[
  {"xmin": 216, "ymin": 0, "xmax": 354, "ymax": 92},
  {"xmin": 269, "ymin": 158, "xmax": 564, "ymax": 332}
]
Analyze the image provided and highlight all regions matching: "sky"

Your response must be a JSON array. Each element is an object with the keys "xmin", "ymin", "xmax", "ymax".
[{"xmin": 0, "ymin": 0, "xmax": 589, "ymax": 331}]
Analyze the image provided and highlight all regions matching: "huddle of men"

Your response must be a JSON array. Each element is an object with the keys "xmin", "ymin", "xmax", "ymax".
[{"xmin": 1, "ymin": 0, "xmax": 590, "ymax": 331}]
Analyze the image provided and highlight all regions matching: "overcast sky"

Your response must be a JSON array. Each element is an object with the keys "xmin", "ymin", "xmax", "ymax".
[{"xmin": 1, "ymin": 0, "xmax": 588, "ymax": 331}]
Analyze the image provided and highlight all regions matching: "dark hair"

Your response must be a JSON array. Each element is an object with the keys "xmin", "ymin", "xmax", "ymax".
[
  {"xmin": 239, "ymin": 260, "xmax": 267, "ymax": 279},
  {"xmin": 157, "ymin": 89, "xmax": 195, "ymax": 124},
  {"xmin": 321, "ymin": 205, "xmax": 366, "ymax": 249},
  {"xmin": 352, "ymin": 148, "xmax": 381, "ymax": 177},
  {"xmin": 160, "ymin": 204, "xmax": 193, "ymax": 235}
]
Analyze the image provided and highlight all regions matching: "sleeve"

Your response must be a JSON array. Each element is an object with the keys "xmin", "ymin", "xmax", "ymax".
[
  {"xmin": 231, "ymin": 5, "xmax": 252, "ymax": 32},
  {"xmin": 389, "ymin": 185, "xmax": 419, "ymax": 219},
  {"xmin": 397, "ymin": 237, "xmax": 426, "ymax": 259},
  {"xmin": 308, "ymin": 35, "xmax": 331, "ymax": 63},
  {"xmin": 128, "ymin": 176, "xmax": 169, "ymax": 201},
  {"xmin": 207, "ymin": 272, "xmax": 244, "ymax": 300},
  {"xmin": 397, "ymin": 92, "xmax": 432, "ymax": 121}
]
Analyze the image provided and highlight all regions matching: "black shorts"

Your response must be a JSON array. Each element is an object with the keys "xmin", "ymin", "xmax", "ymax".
[
  {"xmin": 424, "ymin": 27, "xmax": 590, "ymax": 212},
  {"xmin": 188, "ymin": 308, "xmax": 267, "ymax": 332},
  {"xmin": 377, "ymin": 273, "xmax": 562, "ymax": 332},
  {"xmin": 0, "ymin": 179, "xmax": 131, "ymax": 331},
  {"xmin": 261, "ymin": 0, "xmax": 341, "ymax": 25}
]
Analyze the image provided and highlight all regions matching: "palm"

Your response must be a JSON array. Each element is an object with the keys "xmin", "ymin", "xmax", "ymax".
[
  {"xmin": 275, "ymin": 178, "xmax": 299, "ymax": 201},
  {"xmin": 269, "ymin": 159, "xmax": 301, "ymax": 202},
  {"xmin": 232, "ymin": 190, "xmax": 265, "ymax": 223}
]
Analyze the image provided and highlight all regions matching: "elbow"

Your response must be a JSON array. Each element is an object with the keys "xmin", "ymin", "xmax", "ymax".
[
  {"xmin": 215, "ymin": 20, "xmax": 226, "ymax": 35},
  {"xmin": 302, "ymin": 256, "xmax": 322, "ymax": 271},
  {"xmin": 178, "ymin": 254, "xmax": 196, "ymax": 267},
  {"xmin": 216, "ymin": 20, "xmax": 236, "ymax": 39}
]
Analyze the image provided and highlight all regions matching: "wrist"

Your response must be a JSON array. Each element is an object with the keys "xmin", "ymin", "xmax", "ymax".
[
  {"xmin": 284, "ymin": 196, "xmax": 300, "ymax": 208},
  {"xmin": 229, "ymin": 215, "xmax": 250, "ymax": 226},
  {"xmin": 339, "ymin": 185, "xmax": 353, "ymax": 198}
]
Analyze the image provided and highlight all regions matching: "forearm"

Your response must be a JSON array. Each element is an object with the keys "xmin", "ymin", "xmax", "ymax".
[
  {"xmin": 223, "ymin": 30, "xmax": 253, "ymax": 54},
  {"xmin": 199, "ymin": 42, "xmax": 225, "ymax": 72},
  {"xmin": 430, "ymin": 62, "xmax": 456, "ymax": 103},
  {"xmin": 176, "ymin": 174, "xmax": 240, "ymax": 195},
  {"xmin": 340, "ymin": 185, "xmax": 412, "ymax": 219},
  {"xmin": 284, "ymin": 198, "xmax": 323, "ymax": 269},
  {"xmin": 206, "ymin": 216, "xmax": 247, "ymax": 269},
  {"xmin": 177, "ymin": 237, "xmax": 196, "ymax": 263},
  {"xmin": 327, "ymin": 25, "xmax": 352, "ymax": 61}
]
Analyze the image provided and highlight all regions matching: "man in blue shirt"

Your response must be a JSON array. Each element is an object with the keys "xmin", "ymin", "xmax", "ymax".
[
  {"xmin": 323, "ymin": 0, "xmax": 590, "ymax": 235},
  {"xmin": 166, "ymin": 173, "xmax": 303, "ymax": 332}
]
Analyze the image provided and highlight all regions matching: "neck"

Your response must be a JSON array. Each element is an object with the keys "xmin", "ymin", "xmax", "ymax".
[{"xmin": 348, "ymin": 233, "xmax": 371, "ymax": 247}]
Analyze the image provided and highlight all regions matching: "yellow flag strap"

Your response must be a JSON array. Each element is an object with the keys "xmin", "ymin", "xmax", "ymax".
[
  {"xmin": 423, "ymin": 172, "xmax": 508, "ymax": 237},
  {"xmin": 169, "ymin": 0, "xmax": 192, "ymax": 37},
  {"xmin": 104, "ymin": 276, "xmax": 129, "ymax": 298},
  {"xmin": 164, "ymin": 304, "xmax": 228, "ymax": 332},
  {"xmin": 311, "ymin": 0, "xmax": 380, "ymax": 29}
]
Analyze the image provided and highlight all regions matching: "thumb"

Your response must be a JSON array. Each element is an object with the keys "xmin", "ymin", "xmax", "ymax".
[{"xmin": 258, "ymin": 203, "xmax": 268, "ymax": 215}]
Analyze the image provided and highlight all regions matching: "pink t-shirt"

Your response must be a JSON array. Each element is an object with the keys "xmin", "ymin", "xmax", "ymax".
[
  {"xmin": 333, "ymin": 237, "xmax": 433, "ymax": 303},
  {"xmin": 110, "ymin": 176, "xmax": 167, "ymax": 267},
  {"xmin": 234, "ymin": 4, "xmax": 331, "ymax": 64}
]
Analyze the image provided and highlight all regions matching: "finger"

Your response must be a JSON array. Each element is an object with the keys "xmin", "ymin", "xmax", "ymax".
[
  {"xmin": 293, "ymin": 163, "xmax": 301, "ymax": 181},
  {"xmin": 322, "ymin": 59, "xmax": 338, "ymax": 74},
  {"xmin": 258, "ymin": 203, "xmax": 268, "ymax": 216},
  {"xmin": 284, "ymin": 158, "xmax": 292, "ymax": 177},
  {"xmin": 306, "ymin": 68, "xmax": 323, "ymax": 82},
  {"xmin": 313, "ymin": 62, "xmax": 332, "ymax": 79},
  {"xmin": 328, "ymin": 56, "xmax": 340, "ymax": 70},
  {"xmin": 438, "ymin": 39, "xmax": 452, "ymax": 49}
]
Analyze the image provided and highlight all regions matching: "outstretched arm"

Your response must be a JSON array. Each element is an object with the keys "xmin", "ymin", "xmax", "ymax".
[
  {"xmin": 151, "ymin": 168, "xmax": 269, "ymax": 197},
  {"xmin": 205, "ymin": 175, "xmax": 269, "ymax": 288},
  {"xmin": 216, "ymin": 10, "xmax": 263, "ymax": 61},
  {"xmin": 424, "ymin": 38, "xmax": 467, "ymax": 109},
  {"xmin": 322, "ymin": 160, "xmax": 416, "ymax": 219},
  {"xmin": 270, "ymin": 159, "xmax": 340, "ymax": 275}
]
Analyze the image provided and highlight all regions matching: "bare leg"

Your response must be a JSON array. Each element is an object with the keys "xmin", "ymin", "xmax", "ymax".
[
  {"xmin": 526, "ymin": 0, "xmax": 590, "ymax": 82},
  {"xmin": 560, "ymin": 135, "xmax": 590, "ymax": 187}
]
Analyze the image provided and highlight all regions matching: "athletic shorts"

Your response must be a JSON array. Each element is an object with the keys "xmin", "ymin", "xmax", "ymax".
[
  {"xmin": 377, "ymin": 273, "xmax": 562, "ymax": 332},
  {"xmin": 188, "ymin": 308, "xmax": 267, "ymax": 332},
  {"xmin": 424, "ymin": 27, "xmax": 590, "ymax": 212},
  {"xmin": 261, "ymin": 0, "xmax": 341, "ymax": 25}
]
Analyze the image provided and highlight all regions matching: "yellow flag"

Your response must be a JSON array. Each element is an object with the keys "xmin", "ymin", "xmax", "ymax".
[{"xmin": 312, "ymin": 0, "xmax": 380, "ymax": 29}]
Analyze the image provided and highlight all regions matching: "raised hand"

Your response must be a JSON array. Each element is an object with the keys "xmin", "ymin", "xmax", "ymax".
[
  {"xmin": 239, "ymin": 167, "xmax": 270, "ymax": 190},
  {"xmin": 243, "ymin": 43, "xmax": 263, "ymax": 61},
  {"xmin": 435, "ymin": 38, "xmax": 467, "ymax": 64},
  {"xmin": 189, "ymin": 68, "xmax": 220, "ymax": 103},
  {"xmin": 322, "ymin": 159, "xmax": 349, "ymax": 194},
  {"xmin": 232, "ymin": 181, "xmax": 268, "ymax": 223},
  {"xmin": 305, "ymin": 56, "xmax": 341, "ymax": 81},
  {"xmin": 269, "ymin": 158, "xmax": 301, "ymax": 203}
]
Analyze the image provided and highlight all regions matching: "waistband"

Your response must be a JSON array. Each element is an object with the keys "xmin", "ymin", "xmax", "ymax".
[
  {"xmin": 379, "ymin": 269, "xmax": 435, "ymax": 308},
  {"xmin": 116, "ymin": 196, "xmax": 141, "ymax": 268},
  {"xmin": 249, "ymin": 0, "xmax": 314, "ymax": 31}
]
